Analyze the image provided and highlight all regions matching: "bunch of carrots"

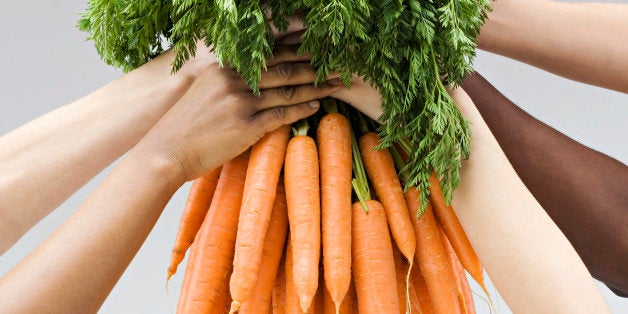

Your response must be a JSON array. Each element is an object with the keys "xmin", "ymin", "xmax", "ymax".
[{"xmin": 166, "ymin": 100, "xmax": 490, "ymax": 314}]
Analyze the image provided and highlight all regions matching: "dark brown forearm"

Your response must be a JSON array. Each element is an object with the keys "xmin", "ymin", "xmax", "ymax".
[{"xmin": 461, "ymin": 73, "xmax": 628, "ymax": 296}]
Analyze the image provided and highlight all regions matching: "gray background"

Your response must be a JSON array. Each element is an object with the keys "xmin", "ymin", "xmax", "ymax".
[{"xmin": 0, "ymin": 1, "xmax": 626, "ymax": 313}]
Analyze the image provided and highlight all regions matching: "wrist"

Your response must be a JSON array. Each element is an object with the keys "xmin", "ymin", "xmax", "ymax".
[{"xmin": 126, "ymin": 140, "xmax": 188, "ymax": 189}]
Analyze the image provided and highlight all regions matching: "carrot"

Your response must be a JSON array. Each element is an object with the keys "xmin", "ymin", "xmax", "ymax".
[
  {"xmin": 271, "ymin": 253, "xmax": 287, "ymax": 314},
  {"xmin": 239, "ymin": 183, "xmax": 289, "ymax": 314},
  {"xmin": 392, "ymin": 245, "xmax": 409, "ymax": 314},
  {"xmin": 428, "ymin": 173, "xmax": 487, "ymax": 295},
  {"xmin": 176, "ymin": 236, "xmax": 200, "ymax": 313},
  {"xmin": 405, "ymin": 188, "xmax": 460, "ymax": 314},
  {"xmin": 359, "ymin": 132, "xmax": 416, "ymax": 266},
  {"xmin": 182, "ymin": 151, "xmax": 250, "ymax": 313},
  {"xmin": 312, "ymin": 269, "xmax": 325, "ymax": 314},
  {"xmin": 167, "ymin": 167, "xmax": 221, "ymax": 280},
  {"xmin": 352, "ymin": 200, "xmax": 400, "ymax": 313},
  {"xmin": 285, "ymin": 120, "xmax": 321, "ymax": 313},
  {"xmin": 212, "ymin": 268, "xmax": 234, "ymax": 314},
  {"xmin": 230, "ymin": 125, "xmax": 291, "ymax": 313},
  {"xmin": 285, "ymin": 240, "xmax": 304, "ymax": 314},
  {"xmin": 439, "ymin": 227, "xmax": 475, "ymax": 314},
  {"xmin": 410, "ymin": 260, "xmax": 434, "ymax": 314},
  {"xmin": 409, "ymin": 280, "xmax": 423, "ymax": 314},
  {"xmin": 324, "ymin": 279, "xmax": 357, "ymax": 314},
  {"xmin": 317, "ymin": 112, "xmax": 353, "ymax": 313}
]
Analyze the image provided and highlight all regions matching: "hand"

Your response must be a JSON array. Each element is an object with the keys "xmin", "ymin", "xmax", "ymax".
[
  {"xmin": 176, "ymin": 16, "xmax": 307, "ymax": 83},
  {"xmin": 331, "ymin": 75, "xmax": 383, "ymax": 120},
  {"xmin": 138, "ymin": 50, "xmax": 343, "ymax": 182}
]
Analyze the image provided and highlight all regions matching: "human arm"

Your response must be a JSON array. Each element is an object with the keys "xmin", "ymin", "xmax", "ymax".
[
  {"xmin": 0, "ymin": 19, "xmax": 308, "ymax": 254},
  {"xmin": 448, "ymin": 87, "xmax": 609, "ymax": 313},
  {"xmin": 0, "ymin": 56, "xmax": 341, "ymax": 312},
  {"xmin": 461, "ymin": 72, "xmax": 628, "ymax": 295},
  {"xmin": 0, "ymin": 48, "xmax": 212, "ymax": 254},
  {"xmin": 478, "ymin": 0, "xmax": 628, "ymax": 93}
]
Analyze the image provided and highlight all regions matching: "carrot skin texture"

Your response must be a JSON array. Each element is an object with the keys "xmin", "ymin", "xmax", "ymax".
[
  {"xmin": 428, "ymin": 173, "xmax": 486, "ymax": 293},
  {"xmin": 285, "ymin": 135, "xmax": 321, "ymax": 313},
  {"xmin": 411, "ymin": 259, "xmax": 435, "ymax": 314},
  {"xmin": 212, "ymin": 268, "xmax": 234, "ymax": 314},
  {"xmin": 230, "ymin": 125, "xmax": 291, "ymax": 312},
  {"xmin": 271, "ymin": 253, "xmax": 287, "ymax": 314},
  {"xmin": 176, "ymin": 236, "xmax": 200, "ymax": 313},
  {"xmin": 359, "ymin": 132, "xmax": 416, "ymax": 263},
  {"xmin": 392, "ymin": 245, "xmax": 409, "ymax": 314},
  {"xmin": 406, "ymin": 188, "xmax": 460, "ymax": 314},
  {"xmin": 183, "ymin": 152, "xmax": 250, "ymax": 313},
  {"xmin": 239, "ymin": 184, "xmax": 289, "ymax": 314},
  {"xmin": 318, "ymin": 113, "xmax": 353, "ymax": 310},
  {"xmin": 168, "ymin": 167, "xmax": 221, "ymax": 279},
  {"xmin": 324, "ymin": 279, "xmax": 357, "ymax": 314},
  {"xmin": 440, "ymin": 228, "xmax": 476, "ymax": 314},
  {"xmin": 285, "ymin": 241, "xmax": 305, "ymax": 314},
  {"xmin": 352, "ymin": 200, "xmax": 400, "ymax": 313}
]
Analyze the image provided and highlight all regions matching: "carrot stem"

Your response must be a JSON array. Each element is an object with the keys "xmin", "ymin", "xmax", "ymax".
[{"xmin": 349, "ymin": 113, "xmax": 371, "ymax": 209}]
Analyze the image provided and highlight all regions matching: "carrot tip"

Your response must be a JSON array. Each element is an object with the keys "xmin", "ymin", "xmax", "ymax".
[
  {"xmin": 300, "ymin": 298, "xmax": 313, "ymax": 314},
  {"xmin": 229, "ymin": 301, "xmax": 241, "ymax": 314}
]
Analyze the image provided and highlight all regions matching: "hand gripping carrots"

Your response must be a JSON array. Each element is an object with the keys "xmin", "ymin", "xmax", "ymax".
[{"xmin": 170, "ymin": 101, "xmax": 487, "ymax": 314}]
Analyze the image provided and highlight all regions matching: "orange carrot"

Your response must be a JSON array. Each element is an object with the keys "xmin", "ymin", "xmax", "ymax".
[
  {"xmin": 168, "ymin": 167, "xmax": 221, "ymax": 280},
  {"xmin": 359, "ymin": 132, "xmax": 416, "ymax": 265},
  {"xmin": 212, "ymin": 268, "xmax": 234, "ymax": 314},
  {"xmin": 176, "ymin": 237, "xmax": 200, "ymax": 313},
  {"xmin": 312, "ymin": 269, "xmax": 325, "ymax": 314},
  {"xmin": 317, "ymin": 112, "xmax": 353, "ymax": 312},
  {"xmin": 352, "ymin": 200, "xmax": 400, "ymax": 313},
  {"xmin": 230, "ymin": 125, "xmax": 291, "ymax": 313},
  {"xmin": 324, "ymin": 279, "xmax": 357, "ymax": 314},
  {"xmin": 411, "ymin": 260, "xmax": 434, "ymax": 314},
  {"xmin": 272, "ymin": 253, "xmax": 287, "ymax": 314},
  {"xmin": 440, "ymin": 227, "xmax": 475, "ymax": 314},
  {"xmin": 392, "ymin": 245, "xmax": 409, "ymax": 314},
  {"xmin": 406, "ymin": 188, "xmax": 460, "ymax": 314},
  {"xmin": 285, "ymin": 121, "xmax": 321, "ymax": 313},
  {"xmin": 239, "ymin": 183, "xmax": 289, "ymax": 314},
  {"xmin": 182, "ymin": 151, "xmax": 250, "ymax": 313},
  {"xmin": 428, "ymin": 173, "xmax": 487, "ymax": 294},
  {"xmin": 285, "ymin": 241, "xmax": 304, "ymax": 314}
]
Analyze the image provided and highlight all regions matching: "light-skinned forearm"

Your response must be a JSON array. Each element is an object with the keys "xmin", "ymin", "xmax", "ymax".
[
  {"xmin": 0, "ymin": 50, "xmax": 210, "ymax": 254},
  {"xmin": 478, "ymin": 0, "xmax": 628, "ymax": 93},
  {"xmin": 449, "ymin": 87, "xmax": 609, "ymax": 313},
  {"xmin": 0, "ymin": 144, "xmax": 185, "ymax": 312},
  {"xmin": 462, "ymin": 72, "xmax": 628, "ymax": 295}
]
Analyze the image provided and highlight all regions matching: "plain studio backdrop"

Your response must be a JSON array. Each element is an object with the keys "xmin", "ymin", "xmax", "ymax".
[{"xmin": 0, "ymin": 1, "xmax": 626, "ymax": 313}]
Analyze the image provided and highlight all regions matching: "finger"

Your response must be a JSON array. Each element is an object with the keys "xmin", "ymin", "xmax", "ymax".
[
  {"xmin": 254, "ymin": 101, "xmax": 320, "ymax": 133},
  {"xmin": 270, "ymin": 16, "xmax": 305, "ymax": 38},
  {"xmin": 275, "ymin": 29, "xmax": 305, "ymax": 46},
  {"xmin": 266, "ymin": 45, "xmax": 311, "ymax": 67},
  {"xmin": 257, "ymin": 80, "xmax": 344, "ymax": 110},
  {"xmin": 260, "ymin": 62, "xmax": 319, "ymax": 89}
]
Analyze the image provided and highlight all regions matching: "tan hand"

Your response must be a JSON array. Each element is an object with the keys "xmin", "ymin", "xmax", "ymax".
[{"xmin": 140, "ymin": 52, "xmax": 343, "ymax": 182}]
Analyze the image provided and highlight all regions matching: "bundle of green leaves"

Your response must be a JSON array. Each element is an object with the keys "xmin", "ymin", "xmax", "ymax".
[{"xmin": 78, "ymin": 0, "xmax": 491, "ymax": 213}]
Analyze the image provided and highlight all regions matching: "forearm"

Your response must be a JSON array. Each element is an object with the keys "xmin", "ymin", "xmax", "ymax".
[
  {"xmin": 449, "ymin": 88, "xmax": 609, "ymax": 312},
  {"xmin": 0, "ymin": 50, "xmax": 205, "ymax": 253},
  {"xmin": 478, "ymin": 0, "xmax": 628, "ymax": 93},
  {"xmin": 461, "ymin": 72, "xmax": 628, "ymax": 295},
  {"xmin": 0, "ymin": 145, "xmax": 184, "ymax": 312}
]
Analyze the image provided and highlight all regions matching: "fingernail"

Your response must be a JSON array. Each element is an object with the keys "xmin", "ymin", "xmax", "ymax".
[
  {"xmin": 308, "ymin": 100, "xmax": 320, "ymax": 108},
  {"xmin": 327, "ymin": 78, "xmax": 343, "ymax": 86}
]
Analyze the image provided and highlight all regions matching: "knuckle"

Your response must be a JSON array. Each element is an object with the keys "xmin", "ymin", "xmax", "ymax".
[
  {"xmin": 269, "ymin": 106, "xmax": 287, "ymax": 121},
  {"xmin": 275, "ymin": 62, "xmax": 294, "ymax": 81},
  {"xmin": 277, "ymin": 85, "xmax": 297, "ymax": 101}
]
